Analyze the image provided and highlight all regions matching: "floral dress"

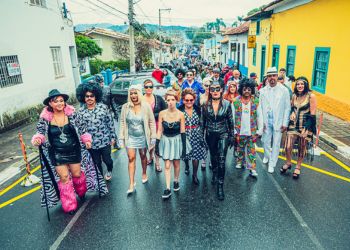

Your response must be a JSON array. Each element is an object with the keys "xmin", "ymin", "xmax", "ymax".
[{"xmin": 183, "ymin": 109, "xmax": 207, "ymax": 161}]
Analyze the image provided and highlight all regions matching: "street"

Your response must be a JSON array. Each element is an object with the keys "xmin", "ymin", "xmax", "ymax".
[{"xmin": 1, "ymin": 144, "xmax": 349, "ymax": 249}]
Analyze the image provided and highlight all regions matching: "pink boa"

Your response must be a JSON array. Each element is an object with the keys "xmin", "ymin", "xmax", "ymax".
[
  {"xmin": 31, "ymin": 133, "xmax": 46, "ymax": 146},
  {"xmin": 80, "ymin": 133, "xmax": 92, "ymax": 144},
  {"xmin": 40, "ymin": 104, "xmax": 75, "ymax": 122}
]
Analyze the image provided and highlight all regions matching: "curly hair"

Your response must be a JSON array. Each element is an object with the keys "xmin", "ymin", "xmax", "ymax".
[
  {"xmin": 238, "ymin": 78, "xmax": 256, "ymax": 96},
  {"xmin": 81, "ymin": 81, "xmax": 103, "ymax": 103},
  {"xmin": 294, "ymin": 76, "xmax": 311, "ymax": 96},
  {"xmin": 164, "ymin": 89, "xmax": 179, "ymax": 102},
  {"xmin": 174, "ymin": 68, "xmax": 186, "ymax": 77},
  {"xmin": 181, "ymin": 87, "xmax": 197, "ymax": 101}
]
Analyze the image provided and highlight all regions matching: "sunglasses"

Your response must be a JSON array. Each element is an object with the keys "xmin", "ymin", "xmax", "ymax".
[
  {"xmin": 85, "ymin": 94, "xmax": 95, "ymax": 98},
  {"xmin": 144, "ymin": 85, "xmax": 153, "ymax": 89},
  {"xmin": 204, "ymin": 84, "xmax": 210, "ymax": 87},
  {"xmin": 186, "ymin": 74, "xmax": 193, "ymax": 76},
  {"xmin": 210, "ymin": 87, "xmax": 221, "ymax": 92},
  {"xmin": 184, "ymin": 99, "xmax": 194, "ymax": 102}
]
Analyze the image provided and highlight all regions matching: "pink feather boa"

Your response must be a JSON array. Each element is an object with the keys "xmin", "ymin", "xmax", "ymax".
[{"xmin": 39, "ymin": 104, "xmax": 75, "ymax": 122}]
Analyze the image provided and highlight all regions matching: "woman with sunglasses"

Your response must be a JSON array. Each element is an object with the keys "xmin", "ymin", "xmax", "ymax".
[
  {"xmin": 143, "ymin": 79, "xmax": 167, "ymax": 172},
  {"xmin": 155, "ymin": 89, "xmax": 189, "ymax": 199},
  {"xmin": 119, "ymin": 84, "xmax": 157, "ymax": 195},
  {"xmin": 223, "ymin": 80, "xmax": 239, "ymax": 103},
  {"xmin": 201, "ymin": 82, "xmax": 234, "ymax": 201},
  {"xmin": 178, "ymin": 88, "xmax": 207, "ymax": 185}
]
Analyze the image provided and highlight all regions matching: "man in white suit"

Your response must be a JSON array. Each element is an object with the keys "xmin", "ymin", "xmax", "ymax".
[{"xmin": 259, "ymin": 67, "xmax": 291, "ymax": 173}]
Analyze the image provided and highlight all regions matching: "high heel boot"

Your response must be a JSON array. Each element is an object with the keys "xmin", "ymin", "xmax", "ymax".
[
  {"xmin": 58, "ymin": 179, "xmax": 78, "ymax": 214},
  {"xmin": 72, "ymin": 171, "xmax": 87, "ymax": 202}
]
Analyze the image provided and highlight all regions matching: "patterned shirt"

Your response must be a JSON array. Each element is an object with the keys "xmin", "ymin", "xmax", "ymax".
[{"xmin": 78, "ymin": 103, "xmax": 116, "ymax": 149}]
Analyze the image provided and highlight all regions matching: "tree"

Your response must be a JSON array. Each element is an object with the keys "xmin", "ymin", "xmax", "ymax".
[{"xmin": 75, "ymin": 35, "xmax": 102, "ymax": 59}]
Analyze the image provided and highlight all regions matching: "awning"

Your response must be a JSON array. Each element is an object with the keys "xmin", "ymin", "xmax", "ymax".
[{"xmin": 220, "ymin": 38, "xmax": 229, "ymax": 44}]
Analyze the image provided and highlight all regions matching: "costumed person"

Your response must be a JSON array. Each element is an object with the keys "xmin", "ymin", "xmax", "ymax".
[
  {"xmin": 162, "ymin": 69, "xmax": 172, "ymax": 88},
  {"xmin": 232, "ymin": 79, "xmax": 263, "ymax": 177},
  {"xmin": 156, "ymin": 89, "xmax": 189, "ymax": 199},
  {"xmin": 78, "ymin": 83, "xmax": 116, "ymax": 181},
  {"xmin": 201, "ymin": 82, "xmax": 234, "ymax": 200},
  {"xmin": 281, "ymin": 77, "xmax": 317, "ymax": 178},
  {"xmin": 143, "ymin": 79, "xmax": 167, "ymax": 172},
  {"xmin": 152, "ymin": 66, "xmax": 164, "ymax": 83},
  {"xmin": 172, "ymin": 68, "xmax": 186, "ymax": 101},
  {"xmin": 259, "ymin": 67, "xmax": 291, "ymax": 173},
  {"xmin": 32, "ymin": 89, "xmax": 108, "ymax": 214},
  {"xmin": 211, "ymin": 68, "xmax": 225, "ymax": 89},
  {"xmin": 223, "ymin": 80, "xmax": 239, "ymax": 103},
  {"xmin": 179, "ymin": 88, "xmax": 207, "ymax": 185},
  {"xmin": 223, "ymin": 66, "xmax": 233, "ymax": 85},
  {"xmin": 181, "ymin": 70, "xmax": 205, "ymax": 106},
  {"xmin": 119, "ymin": 84, "xmax": 156, "ymax": 194}
]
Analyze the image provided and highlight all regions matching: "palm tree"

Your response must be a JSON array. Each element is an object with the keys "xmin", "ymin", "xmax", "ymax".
[
  {"xmin": 231, "ymin": 21, "xmax": 238, "ymax": 27},
  {"xmin": 214, "ymin": 18, "xmax": 226, "ymax": 33},
  {"xmin": 206, "ymin": 22, "xmax": 216, "ymax": 33}
]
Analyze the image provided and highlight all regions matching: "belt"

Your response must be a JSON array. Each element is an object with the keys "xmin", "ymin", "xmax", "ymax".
[{"xmin": 185, "ymin": 125, "xmax": 198, "ymax": 129}]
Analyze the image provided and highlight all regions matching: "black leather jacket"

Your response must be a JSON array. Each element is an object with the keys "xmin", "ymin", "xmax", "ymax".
[{"xmin": 201, "ymin": 99, "xmax": 234, "ymax": 136}]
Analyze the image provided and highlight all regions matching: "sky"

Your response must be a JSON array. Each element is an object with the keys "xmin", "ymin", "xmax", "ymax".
[{"xmin": 67, "ymin": 0, "xmax": 272, "ymax": 27}]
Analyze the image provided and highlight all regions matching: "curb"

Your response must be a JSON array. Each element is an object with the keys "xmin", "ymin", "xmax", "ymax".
[
  {"xmin": 319, "ymin": 131, "xmax": 350, "ymax": 159},
  {"xmin": 0, "ymin": 152, "xmax": 39, "ymax": 187}
]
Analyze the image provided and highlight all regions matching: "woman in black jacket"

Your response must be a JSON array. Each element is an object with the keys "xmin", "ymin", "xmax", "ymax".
[{"xmin": 143, "ymin": 79, "xmax": 167, "ymax": 172}]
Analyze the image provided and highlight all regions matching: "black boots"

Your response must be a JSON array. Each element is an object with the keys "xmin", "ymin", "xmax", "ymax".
[{"xmin": 217, "ymin": 182, "xmax": 225, "ymax": 200}]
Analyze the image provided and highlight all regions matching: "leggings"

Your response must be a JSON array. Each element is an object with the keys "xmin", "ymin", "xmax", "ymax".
[
  {"xmin": 236, "ymin": 135, "xmax": 256, "ymax": 169},
  {"xmin": 206, "ymin": 132, "xmax": 229, "ymax": 182},
  {"xmin": 90, "ymin": 145, "xmax": 113, "ymax": 175}
]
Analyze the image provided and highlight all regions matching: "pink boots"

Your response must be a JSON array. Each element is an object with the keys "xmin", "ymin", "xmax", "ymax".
[
  {"xmin": 72, "ymin": 171, "xmax": 87, "ymax": 200},
  {"xmin": 58, "ymin": 179, "xmax": 77, "ymax": 214},
  {"xmin": 58, "ymin": 172, "xmax": 87, "ymax": 214}
]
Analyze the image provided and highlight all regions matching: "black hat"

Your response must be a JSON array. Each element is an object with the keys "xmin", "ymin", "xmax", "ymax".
[
  {"xmin": 43, "ymin": 89, "xmax": 69, "ymax": 106},
  {"xmin": 250, "ymin": 72, "xmax": 257, "ymax": 78}
]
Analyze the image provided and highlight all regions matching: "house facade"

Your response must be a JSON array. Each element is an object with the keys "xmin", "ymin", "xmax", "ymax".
[
  {"xmin": 0, "ymin": 0, "xmax": 80, "ymax": 128},
  {"xmin": 246, "ymin": 0, "xmax": 350, "ymax": 120}
]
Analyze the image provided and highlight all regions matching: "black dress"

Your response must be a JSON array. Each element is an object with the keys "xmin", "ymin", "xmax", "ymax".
[{"xmin": 48, "ymin": 122, "xmax": 81, "ymax": 166}]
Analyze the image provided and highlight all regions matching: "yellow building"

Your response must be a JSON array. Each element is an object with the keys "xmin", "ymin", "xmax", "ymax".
[{"xmin": 246, "ymin": 0, "xmax": 350, "ymax": 121}]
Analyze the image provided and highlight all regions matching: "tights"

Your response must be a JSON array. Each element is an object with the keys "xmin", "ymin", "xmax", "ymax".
[{"xmin": 206, "ymin": 132, "xmax": 228, "ymax": 183}]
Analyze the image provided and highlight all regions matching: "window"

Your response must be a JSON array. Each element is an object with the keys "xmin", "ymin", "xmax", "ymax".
[
  {"xmin": 0, "ymin": 55, "xmax": 23, "ymax": 88},
  {"xmin": 50, "ymin": 47, "xmax": 65, "ymax": 78},
  {"xmin": 242, "ymin": 43, "xmax": 246, "ymax": 66},
  {"xmin": 272, "ymin": 45, "xmax": 280, "ymax": 70},
  {"xmin": 252, "ymin": 47, "xmax": 257, "ymax": 66},
  {"xmin": 256, "ymin": 21, "xmax": 261, "ymax": 35},
  {"xmin": 30, "ymin": 0, "xmax": 47, "ymax": 7},
  {"xmin": 312, "ymin": 47, "xmax": 331, "ymax": 94},
  {"xmin": 286, "ymin": 46, "xmax": 296, "ymax": 76}
]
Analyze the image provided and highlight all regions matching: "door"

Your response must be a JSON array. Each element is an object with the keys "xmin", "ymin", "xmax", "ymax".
[
  {"xmin": 69, "ymin": 46, "xmax": 81, "ymax": 86},
  {"xmin": 272, "ymin": 45, "xmax": 280, "ymax": 70},
  {"xmin": 260, "ymin": 45, "xmax": 266, "ymax": 82},
  {"xmin": 237, "ymin": 43, "xmax": 241, "ymax": 69}
]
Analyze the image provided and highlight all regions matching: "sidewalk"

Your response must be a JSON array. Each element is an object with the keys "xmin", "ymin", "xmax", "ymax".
[{"xmin": 318, "ymin": 111, "xmax": 350, "ymax": 158}]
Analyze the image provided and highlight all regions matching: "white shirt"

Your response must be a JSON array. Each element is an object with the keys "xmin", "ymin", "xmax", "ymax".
[{"xmin": 240, "ymin": 102, "xmax": 251, "ymax": 136}]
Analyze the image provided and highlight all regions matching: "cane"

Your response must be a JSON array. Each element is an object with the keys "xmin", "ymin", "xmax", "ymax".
[
  {"xmin": 87, "ymin": 149, "xmax": 101, "ymax": 198},
  {"xmin": 39, "ymin": 146, "xmax": 50, "ymax": 222}
]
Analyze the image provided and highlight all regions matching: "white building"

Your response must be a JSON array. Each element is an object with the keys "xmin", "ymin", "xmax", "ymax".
[
  {"xmin": 202, "ymin": 34, "xmax": 223, "ymax": 64},
  {"xmin": 220, "ymin": 22, "xmax": 250, "ymax": 76},
  {"xmin": 0, "ymin": 0, "xmax": 80, "ymax": 128}
]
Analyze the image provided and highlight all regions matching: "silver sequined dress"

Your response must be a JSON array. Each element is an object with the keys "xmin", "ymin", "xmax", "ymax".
[{"xmin": 126, "ymin": 111, "xmax": 146, "ymax": 149}]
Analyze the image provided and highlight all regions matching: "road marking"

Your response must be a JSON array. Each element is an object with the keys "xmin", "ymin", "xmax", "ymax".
[
  {"xmin": 0, "ymin": 165, "xmax": 41, "ymax": 196},
  {"xmin": 50, "ymin": 199, "xmax": 91, "ymax": 250},
  {"xmin": 255, "ymin": 148, "xmax": 350, "ymax": 183},
  {"xmin": 321, "ymin": 151, "xmax": 350, "ymax": 173},
  {"xmin": 256, "ymin": 154, "xmax": 324, "ymax": 250},
  {"xmin": 0, "ymin": 185, "xmax": 41, "ymax": 209}
]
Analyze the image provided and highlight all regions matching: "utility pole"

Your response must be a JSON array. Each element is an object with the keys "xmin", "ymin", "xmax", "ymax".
[
  {"xmin": 158, "ymin": 8, "xmax": 171, "ymax": 65},
  {"xmin": 128, "ymin": 0, "xmax": 135, "ymax": 73}
]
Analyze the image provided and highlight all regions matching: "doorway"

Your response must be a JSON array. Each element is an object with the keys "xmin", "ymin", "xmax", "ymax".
[{"xmin": 260, "ymin": 45, "xmax": 266, "ymax": 82}]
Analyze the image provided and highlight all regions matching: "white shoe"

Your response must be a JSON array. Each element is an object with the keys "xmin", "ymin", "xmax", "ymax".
[
  {"xmin": 250, "ymin": 169, "xmax": 258, "ymax": 177},
  {"xmin": 268, "ymin": 165, "xmax": 274, "ymax": 173},
  {"xmin": 235, "ymin": 163, "xmax": 242, "ymax": 169},
  {"xmin": 263, "ymin": 157, "xmax": 269, "ymax": 164}
]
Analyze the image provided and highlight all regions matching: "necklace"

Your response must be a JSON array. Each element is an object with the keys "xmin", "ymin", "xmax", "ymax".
[{"xmin": 53, "ymin": 115, "xmax": 67, "ymax": 143}]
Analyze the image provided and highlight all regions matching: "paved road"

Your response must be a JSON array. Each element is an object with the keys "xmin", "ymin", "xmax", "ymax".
[{"xmin": 0, "ymin": 145, "xmax": 349, "ymax": 249}]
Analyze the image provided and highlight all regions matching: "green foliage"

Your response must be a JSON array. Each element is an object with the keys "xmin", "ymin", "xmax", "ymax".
[
  {"xmin": 89, "ymin": 59, "xmax": 130, "ymax": 75},
  {"xmin": 205, "ymin": 18, "xmax": 226, "ymax": 34},
  {"xmin": 192, "ymin": 31, "xmax": 214, "ymax": 44},
  {"xmin": 164, "ymin": 38, "xmax": 172, "ymax": 44},
  {"xmin": 81, "ymin": 74, "xmax": 92, "ymax": 80},
  {"xmin": 75, "ymin": 35, "xmax": 102, "ymax": 59}
]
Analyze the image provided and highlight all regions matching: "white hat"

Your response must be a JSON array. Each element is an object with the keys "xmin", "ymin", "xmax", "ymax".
[
  {"xmin": 129, "ymin": 84, "xmax": 143, "ymax": 92},
  {"xmin": 266, "ymin": 67, "xmax": 278, "ymax": 76}
]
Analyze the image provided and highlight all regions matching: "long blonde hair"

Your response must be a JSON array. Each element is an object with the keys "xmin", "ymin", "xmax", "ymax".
[{"xmin": 127, "ymin": 88, "xmax": 144, "ymax": 107}]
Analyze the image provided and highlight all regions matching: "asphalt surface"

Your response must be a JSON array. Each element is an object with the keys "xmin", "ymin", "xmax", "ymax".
[{"xmin": 0, "ymin": 145, "xmax": 350, "ymax": 249}]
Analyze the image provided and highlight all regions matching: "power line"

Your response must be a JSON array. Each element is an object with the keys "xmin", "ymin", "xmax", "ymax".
[
  {"xmin": 96, "ymin": 0, "xmax": 128, "ymax": 16},
  {"xmin": 84, "ymin": 0, "xmax": 128, "ymax": 22}
]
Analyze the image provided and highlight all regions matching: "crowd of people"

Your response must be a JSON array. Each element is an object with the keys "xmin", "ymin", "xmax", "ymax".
[{"xmin": 31, "ymin": 61, "xmax": 317, "ymax": 214}]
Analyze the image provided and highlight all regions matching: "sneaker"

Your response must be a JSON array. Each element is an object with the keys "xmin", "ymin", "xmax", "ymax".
[
  {"xmin": 105, "ymin": 171, "xmax": 112, "ymax": 181},
  {"xmin": 162, "ymin": 189, "xmax": 171, "ymax": 199},
  {"xmin": 268, "ymin": 165, "xmax": 275, "ymax": 173},
  {"xmin": 250, "ymin": 169, "xmax": 258, "ymax": 177},
  {"xmin": 173, "ymin": 181, "xmax": 180, "ymax": 192},
  {"xmin": 263, "ymin": 157, "xmax": 269, "ymax": 164},
  {"xmin": 235, "ymin": 163, "xmax": 242, "ymax": 169}
]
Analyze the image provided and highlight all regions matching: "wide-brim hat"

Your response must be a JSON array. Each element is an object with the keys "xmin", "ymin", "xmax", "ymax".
[
  {"xmin": 266, "ymin": 67, "xmax": 278, "ymax": 76},
  {"xmin": 43, "ymin": 89, "xmax": 69, "ymax": 106}
]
